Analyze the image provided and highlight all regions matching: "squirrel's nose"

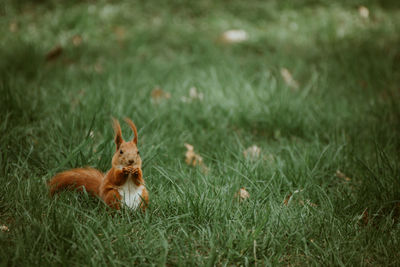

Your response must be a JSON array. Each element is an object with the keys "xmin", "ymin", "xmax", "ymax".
[{"xmin": 128, "ymin": 160, "xmax": 134, "ymax": 164}]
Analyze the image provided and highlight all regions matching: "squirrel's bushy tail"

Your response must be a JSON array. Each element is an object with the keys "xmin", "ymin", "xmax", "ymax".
[{"xmin": 49, "ymin": 168, "xmax": 103, "ymax": 196}]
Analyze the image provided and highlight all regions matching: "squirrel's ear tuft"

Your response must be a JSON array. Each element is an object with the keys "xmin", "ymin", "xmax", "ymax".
[
  {"xmin": 112, "ymin": 118, "xmax": 123, "ymax": 150},
  {"xmin": 124, "ymin": 118, "xmax": 138, "ymax": 145}
]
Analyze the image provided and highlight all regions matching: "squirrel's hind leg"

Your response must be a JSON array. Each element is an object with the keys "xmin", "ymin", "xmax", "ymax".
[
  {"xmin": 103, "ymin": 189, "xmax": 122, "ymax": 210},
  {"xmin": 140, "ymin": 187, "xmax": 149, "ymax": 212}
]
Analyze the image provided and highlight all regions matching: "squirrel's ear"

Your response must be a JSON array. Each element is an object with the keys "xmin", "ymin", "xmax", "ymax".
[
  {"xmin": 124, "ymin": 118, "xmax": 138, "ymax": 145},
  {"xmin": 112, "ymin": 118, "xmax": 123, "ymax": 150}
]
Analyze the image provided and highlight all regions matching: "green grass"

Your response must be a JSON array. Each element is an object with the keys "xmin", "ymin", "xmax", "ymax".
[{"xmin": 1, "ymin": 0, "xmax": 400, "ymax": 265}]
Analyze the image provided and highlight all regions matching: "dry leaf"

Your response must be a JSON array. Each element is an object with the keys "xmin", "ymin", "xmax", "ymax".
[
  {"xmin": 181, "ymin": 87, "xmax": 203, "ymax": 103},
  {"xmin": 235, "ymin": 187, "xmax": 250, "ymax": 201},
  {"xmin": 151, "ymin": 87, "xmax": 171, "ymax": 103},
  {"xmin": 335, "ymin": 170, "xmax": 345, "ymax": 179},
  {"xmin": 184, "ymin": 143, "xmax": 203, "ymax": 166},
  {"xmin": 94, "ymin": 62, "xmax": 104, "ymax": 73},
  {"xmin": 299, "ymin": 200, "xmax": 318, "ymax": 207},
  {"xmin": 280, "ymin": 68, "xmax": 299, "ymax": 90},
  {"xmin": 309, "ymin": 201, "xmax": 318, "ymax": 207},
  {"xmin": 189, "ymin": 87, "xmax": 203, "ymax": 100},
  {"xmin": 358, "ymin": 6, "xmax": 369, "ymax": 19},
  {"xmin": 283, "ymin": 189, "xmax": 302, "ymax": 206},
  {"xmin": 359, "ymin": 80, "xmax": 368, "ymax": 89},
  {"xmin": 220, "ymin": 29, "xmax": 248, "ymax": 44},
  {"xmin": 243, "ymin": 145, "xmax": 261, "ymax": 160},
  {"xmin": 0, "ymin": 225, "xmax": 9, "ymax": 232},
  {"xmin": 184, "ymin": 143, "xmax": 209, "ymax": 173},
  {"xmin": 114, "ymin": 26, "xmax": 126, "ymax": 43},
  {"xmin": 46, "ymin": 45, "xmax": 63, "ymax": 61},
  {"xmin": 283, "ymin": 193, "xmax": 292, "ymax": 206},
  {"xmin": 336, "ymin": 170, "xmax": 351, "ymax": 181},
  {"xmin": 361, "ymin": 208, "xmax": 369, "ymax": 225},
  {"xmin": 9, "ymin": 21, "xmax": 18, "ymax": 32},
  {"xmin": 72, "ymin": 35, "xmax": 83, "ymax": 46}
]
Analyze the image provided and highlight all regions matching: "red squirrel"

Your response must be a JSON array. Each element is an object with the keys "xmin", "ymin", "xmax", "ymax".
[{"xmin": 48, "ymin": 118, "xmax": 149, "ymax": 211}]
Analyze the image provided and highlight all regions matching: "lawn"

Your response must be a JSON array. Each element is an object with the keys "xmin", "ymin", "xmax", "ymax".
[{"xmin": 1, "ymin": 0, "xmax": 400, "ymax": 265}]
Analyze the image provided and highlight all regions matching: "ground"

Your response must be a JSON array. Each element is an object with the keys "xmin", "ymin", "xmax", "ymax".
[{"xmin": 1, "ymin": 0, "xmax": 400, "ymax": 265}]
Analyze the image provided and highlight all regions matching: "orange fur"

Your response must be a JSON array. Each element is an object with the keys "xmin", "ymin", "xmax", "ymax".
[
  {"xmin": 140, "ymin": 187, "xmax": 149, "ymax": 212},
  {"xmin": 49, "ymin": 168, "xmax": 102, "ymax": 196},
  {"xmin": 48, "ymin": 118, "xmax": 149, "ymax": 211},
  {"xmin": 124, "ymin": 118, "xmax": 138, "ymax": 145}
]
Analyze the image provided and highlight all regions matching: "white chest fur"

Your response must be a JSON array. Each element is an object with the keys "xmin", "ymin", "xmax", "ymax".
[{"xmin": 118, "ymin": 178, "xmax": 144, "ymax": 210}]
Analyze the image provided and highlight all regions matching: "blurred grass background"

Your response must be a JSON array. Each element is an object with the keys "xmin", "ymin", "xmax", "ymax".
[{"xmin": 1, "ymin": 0, "xmax": 400, "ymax": 265}]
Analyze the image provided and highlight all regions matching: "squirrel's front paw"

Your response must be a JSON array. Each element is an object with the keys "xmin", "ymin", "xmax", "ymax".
[
  {"xmin": 132, "ymin": 168, "xmax": 142, "ymax": 179},
  {"xmin": 122, "ymin": 166, "xmax": 133, "ymax": 176},
  {"xmin": 132, "ymin": 169, "xmax": 139, "ymax": 179}
]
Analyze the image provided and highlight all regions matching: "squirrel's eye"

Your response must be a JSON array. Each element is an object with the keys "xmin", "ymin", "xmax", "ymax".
[
  {"xmin": 120, "ymin": 150, "xmax": 123, "ymax": 154},
  {"xmin": 137, "ymin": 151, "xmax": 140, "ymax": 155}
]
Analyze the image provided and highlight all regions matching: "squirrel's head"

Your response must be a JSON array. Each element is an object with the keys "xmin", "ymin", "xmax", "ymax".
[{"xmin": 111, "ymin": 118, "xmax": 142, "ymax": 169}]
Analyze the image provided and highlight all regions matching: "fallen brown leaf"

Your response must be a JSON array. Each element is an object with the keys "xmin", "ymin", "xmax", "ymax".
[
  {"xmin": 9, "ymin": 21, "xmax": 18, "ymax": 32},
  {"xmin": 299, "ymin": 200, "xmax": 318, "ymax": 207},
  {"xmin": 46, "ymin": 45, "xmax": 63, "ymax": 61},
  {"xmin": 283, "ymin": 193, "xmax": 292, "ymax": 206},
  {"xmin": 309, "ymin": 202, "xmax": 318, "ymax": 207},
  {"xmin": 181, "ymin": 87, "xmax": 203, "ymax": 103},
  {"xmin": 0, "ymin": 225, "xmax": 9, "ymax": 232},
  {"xmin": 243, "ymin": 145, "xmax": 261, "ymax": 160},
  {"xmin": 358, "ymin": 6, "xmax": 369, "ymax": 19},
  {"xmin": 114, "ymin": 26, "xmax": 126, "ymax": 43},
  {"xmin": 359, "ymin": 80, "xmax": 368, "ymax": 89},
  {"xmin": 280, "ymin": 68, "xmax": 299, "ymax": 90},
  {"xmin": 336, "ymin": 170, "xmax": 351, "ymax": 181},
  {"xmin": 283, "ymin": 189, "xmax": 303, "ymax": 206},
  {"xmin": 219, "ymin": 29, "xmax": 248, "ymax": 44},
  {"xmin": 361, "ymin": 208, "xmax": 369, "ymax": 225},
  {"xmin": 72, "ymin": 35, "xmax": 83, "ymax": 46},
  {"xmin": 235, "ymin": 187, "xmax": 250, "ymax": 201},
  {"xmin": 151, "ymin": 87, "xmax": 171, "ymax": 103},
  {"xmin": 184, "ymin": 143, "xmax": 203, "ymax": 166},
  {"xmin": 94, "ymin": 62, "xmax": 104, "ymax": 73},
  {"xmin": 184, "ymin": 143, "xmax": 209, "ymax": 173}
]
